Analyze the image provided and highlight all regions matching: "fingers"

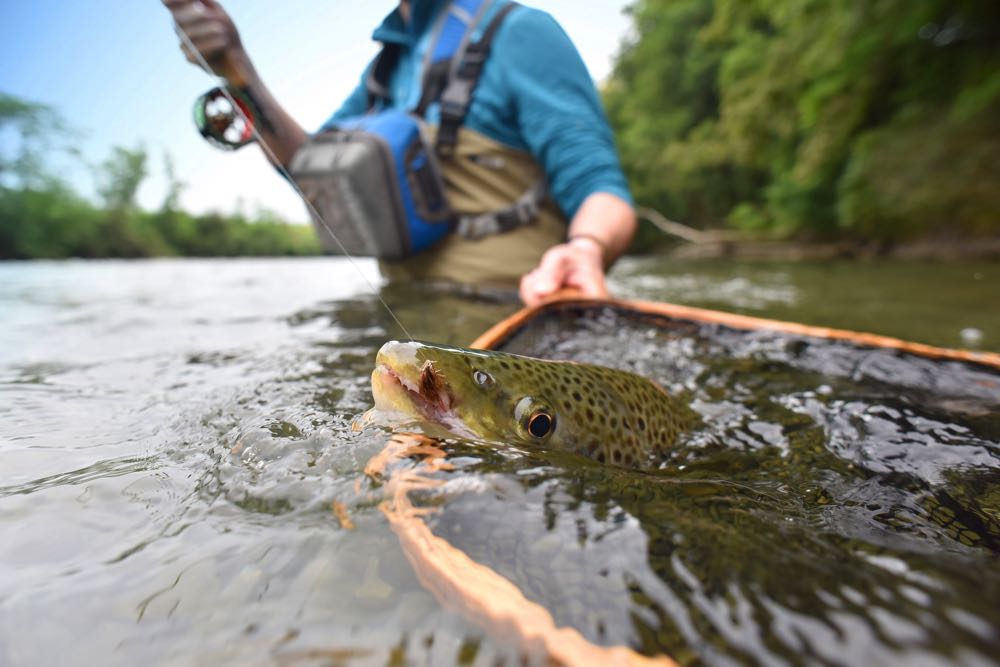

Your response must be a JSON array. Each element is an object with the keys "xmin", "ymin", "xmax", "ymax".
[
  {"xmin": 178, "ymin": 21, "xmax": 225, "ymax": 40},
  {"xmin": 165, "ymin": 0, "xmax": 240, "ymax": 74},
  {"xmin": 518, "ymin": 271, "xmax": 544, "ymax": 306},
  {"xmin": 534, "ymin": 248, "xmax": 573, "ymax": 293},
  {"xmin": 169, "ymin": 2, "xmax": 217, "ymax": 38},
  {"xmin": 519, "ymin": 249, "xmax": 568, "ymax": 304},
  {"xmin": 572, "ymin": 266, "xmax": 609, "ymax": 298},
  {"xmin": 519, "ymin": 243, "xmax": 609, "ymax": 306},
  {"xmin": 177, "ymin": 28, "xmax": 227, "ymax": 72},
  {"xmin": 177, "ymin": 22, "xmax": 229, "ymax": 55},
  {"xmin": 163, "ymin": 0, "xmax": 219, "ymax": 13},
  {"xmin": 164, "ymin": 0, "xmax": 207, "ymax": 24},
  {"xmin": 165, "ymin": 0, "xmax": 224, "ymax": 40},
  {"xmin": 520, "ymin": 247, "xmax": 573, "ymax": 305}
]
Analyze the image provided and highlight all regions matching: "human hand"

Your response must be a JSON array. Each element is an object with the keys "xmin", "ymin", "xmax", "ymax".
[
  {"xmin": 519, "ymin": 237, "xmax": 609, "ymax": 306},
  {"xmin": 163, "ymin": 0, "xmax": 252, "ymax": 85}
]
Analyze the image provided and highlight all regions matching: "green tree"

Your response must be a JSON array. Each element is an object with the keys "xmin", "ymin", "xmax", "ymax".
[
  {"xmin": 97, "ymin": 145, "xmax": 148, "ymax": 212},
  {"xmin": 0, "ymin": 92, "xmax": 72, "ymax": 191},
  {"xmin": 160, "ymin": 152, "xmax": 186, "ymax": 213},
  {"xmin": 605, "ymin": 0, "xmax": 1000, "ymax": 242}
]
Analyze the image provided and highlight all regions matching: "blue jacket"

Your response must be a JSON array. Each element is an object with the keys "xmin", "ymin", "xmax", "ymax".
[{"xmin": 321, "ymin": 0, "xmax": 632, "ymax": 220}]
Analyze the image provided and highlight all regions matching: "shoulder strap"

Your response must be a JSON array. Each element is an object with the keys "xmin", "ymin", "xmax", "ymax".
[
  {"xmin": 367, "ymin": 0, "xmax": 490, "ymax": 110},
  {"xmin": 367, "ymin": 0, "xmax": 518, "ymax": 121},
  {"xmin": 435, "ymin": 1, "xmax": 519, "ymax": 156},
  {"xmin": 366, "ymin": 1, "xmax": 548, "ymax": 239},
  {"xmin": 415, "ymin": 0, "xmax": 492, "ymax": 118},
  {"xmin": 365, "ymin": 44, "xmax": 400, "ymax": 111}
]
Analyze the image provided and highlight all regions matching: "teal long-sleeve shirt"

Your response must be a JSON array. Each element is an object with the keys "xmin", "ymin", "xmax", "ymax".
[{"xmin": 320, "ymin": 0, "xmax": 632, "ymax": 220}]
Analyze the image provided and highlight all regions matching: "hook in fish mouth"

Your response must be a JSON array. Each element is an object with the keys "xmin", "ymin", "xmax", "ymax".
[
  {"xmin": 372, "ymin": 360, "xmax": 476, "ymax": 439},
  {"xmin": 411, "ymin": 360, "xmax": 452, "ymax": 414},
  {"xmin": 373, "ymin": 360, "xmax": 454, "ymax": 421}
]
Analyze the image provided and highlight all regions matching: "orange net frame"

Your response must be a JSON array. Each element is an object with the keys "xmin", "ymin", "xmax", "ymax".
[
  {"xmin": 471, "ymin": 294, "xmax": 1000, "ymax": 369},
  {"xmin": 364, "ymin": 292, "xmax": 999, "ymax": 666}
]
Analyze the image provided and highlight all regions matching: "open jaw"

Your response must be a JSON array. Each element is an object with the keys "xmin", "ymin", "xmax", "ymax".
[{"xmin": 372, "ymin": 361, "xmax": 474, "ymax": 438}]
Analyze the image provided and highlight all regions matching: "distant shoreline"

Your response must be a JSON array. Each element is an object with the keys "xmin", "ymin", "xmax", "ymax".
[{"xmin": 659, "ymin": 236, "xmax": 1000, "ymax": 262}]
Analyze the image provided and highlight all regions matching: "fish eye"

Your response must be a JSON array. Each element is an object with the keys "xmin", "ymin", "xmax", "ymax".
[
  {"xmin": 514, "ymin": 396, "xmax": 555, "ymax": 441},
  {"xmin": 527, "ymin": 411, "xmax": 554, "ymax": 438},
  {"xmin": 472, "ymin": 369, "xmax": 494, "ymax": 387}
]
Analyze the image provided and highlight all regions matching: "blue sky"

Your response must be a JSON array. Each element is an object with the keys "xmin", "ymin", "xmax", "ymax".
[{"xmin": 0, "ymin": 1, "xmax": 632, "ymax": 222}]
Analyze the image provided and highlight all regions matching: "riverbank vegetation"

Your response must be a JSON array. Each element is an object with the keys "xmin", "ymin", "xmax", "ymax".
[
  {"xmin": 0, "ymin": 94, "xmax": 320, "ymax": 259},
  {"xmin": 604, "ymin": 0, "xmax": 1000, "ymax": 244}
]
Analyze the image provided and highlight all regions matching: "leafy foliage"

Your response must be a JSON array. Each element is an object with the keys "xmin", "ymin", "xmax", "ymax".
[
  {"xmin": 605, "ymin": 0, "xmax": 1000, "ymax": 240},
  {"xmin": 0, "ymin": 92, "xmax": 321, "ymax": 259},
  {"xmin": 0, "ymin": 92, "xmax": 76, "ymax": 191}
]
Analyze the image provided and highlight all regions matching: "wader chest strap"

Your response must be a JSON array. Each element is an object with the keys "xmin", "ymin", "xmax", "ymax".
[
  {"xmin": 436, "ymin": 2, "xmax": 520, "ymax": 156},
  {"xmin": 457, "ymin": 178, "xmax": 547, "ymax": 239}
]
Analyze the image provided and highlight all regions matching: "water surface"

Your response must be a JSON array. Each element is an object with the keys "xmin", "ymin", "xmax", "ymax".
[{"xmin": 0, "ymin": 257, "xmax": 996, "ymax": 666}]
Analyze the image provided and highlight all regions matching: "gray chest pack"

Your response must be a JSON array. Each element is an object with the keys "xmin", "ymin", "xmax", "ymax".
[{"xmin": 288, "ymin": 0, "xmax": 547, "ymax": 259}]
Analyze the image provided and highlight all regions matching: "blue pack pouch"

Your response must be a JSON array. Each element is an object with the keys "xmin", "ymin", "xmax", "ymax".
[{"xmin": 289, "ymin": 110, "xmax": 454, "ymax": 259}]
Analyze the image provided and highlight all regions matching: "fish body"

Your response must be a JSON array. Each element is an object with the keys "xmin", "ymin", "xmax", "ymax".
[{"xmin": 371, "ymin": 341, "xmax": 688, "ymax": 468}]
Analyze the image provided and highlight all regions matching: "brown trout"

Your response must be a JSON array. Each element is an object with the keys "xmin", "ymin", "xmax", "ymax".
[{"xmin": 371, "ymin": 341, "xmax": 689, "ymax": 468}]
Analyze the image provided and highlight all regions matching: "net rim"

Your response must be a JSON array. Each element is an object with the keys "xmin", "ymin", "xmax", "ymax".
[{"xmin": 469, "ymin": 290, "xmax": 1000, "ymax": 370}]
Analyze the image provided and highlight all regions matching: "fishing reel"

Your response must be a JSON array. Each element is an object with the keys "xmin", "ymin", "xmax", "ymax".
[{"xmin": 192, "ymin": 86, "xmax": 259, "ymax": 151}]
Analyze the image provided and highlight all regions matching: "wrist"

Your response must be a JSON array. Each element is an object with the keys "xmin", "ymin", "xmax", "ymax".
[
  {"xmin": 567, "ymin": 234, "xmax": 608, "ymax": 268},
  {"xmin": 222, "ymin": 49, "xmax": 256, "ymax": 88}
]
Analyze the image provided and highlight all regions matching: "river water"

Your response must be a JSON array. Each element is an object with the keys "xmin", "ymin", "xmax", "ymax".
[{"xmin": 0, "ymin": 257, "xmax": 997, "ymax": 666}]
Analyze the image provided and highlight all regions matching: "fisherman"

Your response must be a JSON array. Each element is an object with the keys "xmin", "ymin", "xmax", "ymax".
[{"xmin": 164, "ymin": 0, "xmax": 636, "ymax": 306}]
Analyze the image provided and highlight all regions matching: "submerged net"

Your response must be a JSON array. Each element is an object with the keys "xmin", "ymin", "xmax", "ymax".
[{"xmin": 369, "ymin": 302, "xmax": 1000, "ymax": 666}]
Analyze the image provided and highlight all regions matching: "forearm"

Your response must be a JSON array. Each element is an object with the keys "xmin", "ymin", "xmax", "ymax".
[
  {"xmin": 565, "ymin": 192, "xmax": 637, "ymax": 269},
  {"xmin": 228, "ymin": 59, "xmax": 308, "ymax": 168}
]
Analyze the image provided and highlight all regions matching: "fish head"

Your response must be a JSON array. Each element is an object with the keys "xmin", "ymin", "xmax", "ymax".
[{"xmin": 371, "ymin": 340, "xmax": 561, "ymax": 447}]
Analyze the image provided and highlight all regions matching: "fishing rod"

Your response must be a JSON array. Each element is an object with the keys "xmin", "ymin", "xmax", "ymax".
[{"xmin": 173, "ymin": 9, "xmax": 415, "ymax": 341}]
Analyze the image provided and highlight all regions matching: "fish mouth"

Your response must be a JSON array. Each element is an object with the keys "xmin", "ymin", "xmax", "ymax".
[
  {"xmin": 370, "ymin": 341, "xmax": 475, "ymax": 439},
  {"xmin": 372, "ymin": 360, "xmax": 454, "ymax": 421}
]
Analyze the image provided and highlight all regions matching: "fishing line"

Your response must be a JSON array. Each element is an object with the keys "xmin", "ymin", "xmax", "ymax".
[{"xmin": 173, "ymin": 16, "xmax": 415, "ymax": 341}]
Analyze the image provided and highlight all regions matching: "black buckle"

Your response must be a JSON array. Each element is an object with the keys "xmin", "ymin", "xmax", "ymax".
[
  {"xmin": 455, "ymin": 49, "xmax": 487, "ymax": 79},
  {"xmin": 439, "ymin": 99, "xmax": 465, "ymax": 123}
]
